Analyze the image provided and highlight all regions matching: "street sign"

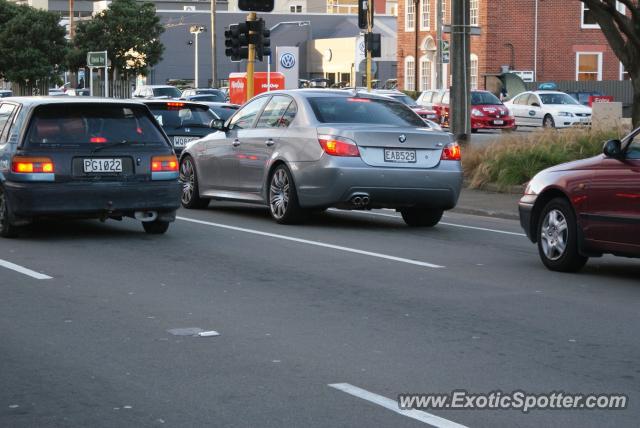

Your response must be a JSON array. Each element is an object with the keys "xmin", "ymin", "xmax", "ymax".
[
  {"xmin": 441, "ymin": 40, "xmax": 450, "ymax": 64},
  {"xmin": 87, "ymin": 51, "xmax": 107, "ymax": 67}
]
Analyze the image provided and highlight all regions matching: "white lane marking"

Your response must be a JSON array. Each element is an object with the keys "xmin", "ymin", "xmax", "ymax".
[
  {"xmin": 0, "ymin": 259, "xmax": 52, "ymax": 280},
  {"xmin": 177, "ymin": 216, "xmax": 444, "ymax": 269},
  {"xmin": 329, "ymin": 383, "xmax": 468, "ymax": 428},
  {"xmin": 328, "ymin": 209, "xmax": 526, "ymax": 237}
]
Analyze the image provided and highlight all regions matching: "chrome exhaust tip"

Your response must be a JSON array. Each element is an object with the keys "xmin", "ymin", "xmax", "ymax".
[{"xmin": 135, "ymin": 210, "xmax": 158, "ymax": 222}]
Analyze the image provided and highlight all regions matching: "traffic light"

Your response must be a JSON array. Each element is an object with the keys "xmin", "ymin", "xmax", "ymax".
[
  {"xmin": 365, "ymin": 32, "xmax": 381, "ymax": 58},
  {"xmin": 358, "ymin": 0, "xmax": 370, "ymax": 30},
  {"xmin": 238, "ymin": 0, "xmax": 274, "ymax": 12},
  {"xmin": 249, "ymin": 19, "xmax": 271, "ymax": 61},
  {"xmin": 224, "ymin": 23, "xmax": 249, "ymax": 61}
]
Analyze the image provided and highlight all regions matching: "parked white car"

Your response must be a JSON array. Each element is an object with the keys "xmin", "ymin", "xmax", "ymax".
[{"xmin": 504, "ymin": 91, "xmax": 592, "ymax": 129}]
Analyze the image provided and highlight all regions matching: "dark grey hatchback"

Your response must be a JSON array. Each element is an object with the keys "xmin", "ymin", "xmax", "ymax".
[{"xmin": 0, "ymin": 97, "xmax": 181, "ymax": 237}]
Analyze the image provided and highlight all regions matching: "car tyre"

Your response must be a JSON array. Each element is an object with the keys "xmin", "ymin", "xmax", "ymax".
[
  {"xmin": 180, "ymin": 156, "xmax": 209, "ymax": 209},
  {"xmin": 0, "ymin": 187, "xmax": 19, "ymax": 238},
  {"xmin": 400, "ymin": 206, "xmax": 443, "ymax": 227},
  {"xmin": 142, "ymin": 220, "xmax": 170, "ymax": 234},
  {"xmin": 537, "ymin": 197, "xmax": 588, "ymax": 272},
  {"xmin": 471, "ymin": 128, "xmax": 479, "ymax": 133},
  {"xmin": 268, "ymin": 164, "xmax": 307, "ymax": 224},
  {"xmin": 543, "ymin": 115, "xmax": 556, "ymax": 129}
]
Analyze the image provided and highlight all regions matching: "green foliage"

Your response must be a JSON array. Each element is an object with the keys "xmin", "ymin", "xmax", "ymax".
[
  {"xmin": 71, "ymin": 0, "xmax": 164, "ymax": 76},
  {"xmin": 401, "ymin": 90, "xmax": 420, "ymax": 100},
  {"xmin": 462, "ymin": 128, "xmax": 626, "ymax": 190},
  {"xmin": 0, "ymin": 1, "xmax": 67, "ymax": 84}
]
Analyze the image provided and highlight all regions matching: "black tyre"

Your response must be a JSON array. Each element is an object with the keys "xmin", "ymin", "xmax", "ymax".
[
  {"xmin": 0, "ymin": 187, "xmax": 19, "ymax": 238},
  {"xmin": 471, "ymin": 128, "xmax": 479, "ymax": 133},
  {"xmin": 142, "ymin": 220, "xmax": 170, "ymax": 234},
  {"xmin": 400, "ymin": 206, "xmax": 444, "ymax": 227},
  {"xmin": 180, "ymin": 156, "xmax": 209, "ymax": 209},
  {"xmin": 268, "ymin": 164, "xmax": 307, "ymax": 224},
  {"xmin": 536, "ymin": 197, "xmax": 588, "ymax": 272},
  {"xmin": 543, "ymin": 115, "xmax": 556, "ymax": 129}
]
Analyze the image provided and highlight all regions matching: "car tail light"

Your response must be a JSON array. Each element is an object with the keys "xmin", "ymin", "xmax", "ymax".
[
  {"xmin": 90, "ymin": 137, "xmax": 107, "ymax": 143},
  {"xmin": 167, "ymin": 102, "xmax": 185, "ymax": 110},
  {"xmin": 441, "ymin": 142, "xmax": 461, "ymax": 161},
  {"xmin": 151, "ymin": 155, "xmax": 178, "ymax": 172},
  {"xmin": 11, "ymin": 156, "xmax": 54, "ymax": 173},
  {"xmin": 318, "ymin": 135, "xmax": 360, "ymax": 157}
]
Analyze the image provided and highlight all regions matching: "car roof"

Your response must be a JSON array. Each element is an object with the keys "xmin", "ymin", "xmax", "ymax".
[
  {"xmin": 0, "ymin": 96, "xmax": 148, "ymax": 107},
  {"xmin": 531, "ymin": 90, "xmax": 568, "ymax": 95},
  {"xmin": 262, "ymin": 89, "xmax": 397, "ymax": 100},
  {"xmin": 139, "ymin": 85, "xmax": 178, "ymax": 89}
]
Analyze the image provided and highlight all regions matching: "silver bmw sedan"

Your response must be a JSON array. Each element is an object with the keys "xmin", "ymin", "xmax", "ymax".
[{"xmin": 178, "ymin": 89, "xmax": 463, "ymax": 226}]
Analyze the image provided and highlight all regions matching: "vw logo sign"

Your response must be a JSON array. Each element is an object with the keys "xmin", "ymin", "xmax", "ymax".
[
  {"xmin": 398, "ymin": 134, "xmax": 407, "ymax": 143},
  {"xmin": 358, "ymin": 41, "xmax": 365, "ymax": 55},
  {"xmin": 280, "ymin": 53, "xmax": 296, "ymax": 69}
]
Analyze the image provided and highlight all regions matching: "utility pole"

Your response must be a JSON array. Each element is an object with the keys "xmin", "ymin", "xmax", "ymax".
[
  {"xmin": 366, "ymin": 0, "xmax": 373, "ymax": 90},
  {"xmin": 436, "ymin": 0, "xmax": 442, "ymax": 89},
  {"xmin": 69, "ymin": 0, "xmax": 76, "ymax": 88},
  {"xmin": 413, "ymin": 0, "xmax": 419, "ymax": 91},
  {"xmin": 190, "ymin": 26, "xmax": 206, "ymax": 88},
  {"xmin": 450, "ymin": 0, "xmax": 470, "ymax": 143},
  {"xmin": 211, "ymin": 0, "xmax": 217, "ymax": 87},
  {"xmin": 246, "ymin": 12, "xmax": 257, "ymax": 98}
]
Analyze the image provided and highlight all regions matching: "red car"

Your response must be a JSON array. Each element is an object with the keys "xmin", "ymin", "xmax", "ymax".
[
  {"xmin": 519, "ymin": 128, "xmax": 640, "ymax": 272},
  {"xmin": 435, "ymin": 90, "xmax": 515, "ymax": 132}
]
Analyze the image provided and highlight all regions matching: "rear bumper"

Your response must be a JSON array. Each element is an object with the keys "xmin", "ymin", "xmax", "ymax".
[
  {"xmin": 290, "ymin": 157, "xmax": 463, "ymax": 209},
  {"xmin": 5, "ymin": 180, "xmax": 181, "ymax": 218}
]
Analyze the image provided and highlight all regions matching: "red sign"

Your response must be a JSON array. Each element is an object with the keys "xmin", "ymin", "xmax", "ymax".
[
  {"xmin": 229, "ymin": 72, "xmax": 285, "ymax": 105},
  {"xmin": 588, "ymin": 95, "xmax": 614, "ymax": 106}
]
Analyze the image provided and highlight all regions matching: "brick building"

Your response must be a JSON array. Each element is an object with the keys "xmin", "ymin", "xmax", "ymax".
[{"xmin": 397, "ymin": 0, "xmax": 630, "ymax": 92}]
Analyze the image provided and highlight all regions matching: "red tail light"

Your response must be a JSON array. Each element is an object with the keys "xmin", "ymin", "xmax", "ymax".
[
  {"xmin": 11, "ymin": 156, "xmax": 54, "ymax": 173},
  {"xmin": 318, "ymin": 135, "xmax": 360, "ymax": 157},
  {"xmin": 167, "ymin": 102, "xmax": 185, "ymax": 110},
  {"xmin": 151, "ymin": 155, "xmax": 178, "ymax": 172},
  {"xmin": 90, "ymin": 137, "xmax": 107, "ymax": 143},
  {"xmin": 441, "ymin": 142, "xmax": 461, "ymax": 161}
]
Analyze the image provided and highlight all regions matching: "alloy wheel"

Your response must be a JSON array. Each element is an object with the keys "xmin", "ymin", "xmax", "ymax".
[
  {"xmin": 540, "ymin": 209, "xmax": 568, "ymax": 261},
  {"xmin": 180, "ymin": 158, "xmax": 195, "ymax": 205},
  {"xmin": 269, "ymin": 168, "xmax": 290, "ymax": 220}
]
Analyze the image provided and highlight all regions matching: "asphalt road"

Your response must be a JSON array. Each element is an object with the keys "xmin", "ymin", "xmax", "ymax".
[{"xmin": 1, "ymin": 203, "xmax": 638, "ymax": 428}]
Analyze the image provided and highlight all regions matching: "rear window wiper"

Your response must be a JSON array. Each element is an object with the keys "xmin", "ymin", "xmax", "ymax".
[{"xmin": 91, "ymin": 139, "xmax": 138, "ymax": 154}]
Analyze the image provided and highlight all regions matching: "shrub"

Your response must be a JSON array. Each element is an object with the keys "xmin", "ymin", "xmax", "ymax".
[{"xmin": 462, "ymin": 128, "xmax": 627, "ymax": 190}]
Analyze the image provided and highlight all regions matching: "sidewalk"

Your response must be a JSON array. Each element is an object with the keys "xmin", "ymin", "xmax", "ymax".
[{"xmin": 453, "ymin": 187, "xmax": 521, "ymax": 220}]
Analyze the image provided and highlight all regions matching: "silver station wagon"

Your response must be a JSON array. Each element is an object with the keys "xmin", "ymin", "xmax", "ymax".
[{"xmin": 179, "ymin": 89, "xmax": 463, "ymax": 226}]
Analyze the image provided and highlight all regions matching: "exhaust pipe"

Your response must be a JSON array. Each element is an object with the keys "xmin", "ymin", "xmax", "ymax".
[
  {"xmin": 352, "ymin": 196, "xmax": 362, "ymax": 207},
  {"xmin": 361, "ymin": 196, "xmax": 370, "ymax": 206},
  {"xmin": 350, "ymin": 194, "xmax": 370, "ymax": 208},
  {"xmin": 135, "ymin": 210, "xmax": 158, "ymax": 222}
]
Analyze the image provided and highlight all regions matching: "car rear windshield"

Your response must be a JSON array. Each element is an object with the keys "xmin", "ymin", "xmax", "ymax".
[
  {"xmin": 211, "ymin": 105, "xmax": 238, "ymax": 121},
  {"xmin": 149, "ymin": 104, "xmax": 216, "ymax": 131},
  {"xmin": 308, "ymin": 97, "xmax": 425, "ymax": 127},
  {"xmin": 389, "ymin": 94, "xmax": 418, "ymax": 106},
  {"xmin": 471, "ymin": 92, "xmax": 502, "ymax": 105},
  {"xmin": 26, "ymin": 104, "xmax": 166, "ymax": 146},
  {"xmin": 191, "ymin": 94, "xmax": 226, "ymax": 102},
  {"xmin": 153, "ymin": 87, "xmax": 182, "ymax": 98}
]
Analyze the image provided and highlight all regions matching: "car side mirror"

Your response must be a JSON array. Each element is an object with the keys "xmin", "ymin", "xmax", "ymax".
[
  {"xmin": 603, "ymin": 139, "xmax": 623, "ymax": 159},
  {"xmin": 210, "ymin": 119, "xmax": 226, "ymax": 130}
]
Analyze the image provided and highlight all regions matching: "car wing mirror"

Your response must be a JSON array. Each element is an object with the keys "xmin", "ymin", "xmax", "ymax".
[
  {"xmin": 603, "ymin": 139, "xmax": 623, "ymax": 159},
  {"xmin": 210, "ymin": 119, "xmax": 226, "ymax": 131}
]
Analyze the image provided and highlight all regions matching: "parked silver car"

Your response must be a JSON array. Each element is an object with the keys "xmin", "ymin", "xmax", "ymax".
[{"xmin": 179, "ymin": 89, "xmax": 463, "ymax": 226}]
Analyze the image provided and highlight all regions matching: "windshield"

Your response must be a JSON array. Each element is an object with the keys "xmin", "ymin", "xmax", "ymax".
[
  {"xmin": 149, "ymin": 104, "xmax": 216, "ymax": 130},
  {"xmin": 153, "ymin": 87, "xmax": 182, "ymax": 98},
  {"xmin": 308, "ymin": 97, "xmax": 426, "ymax": 127},
  {"xmin": 471, "ymin": 92, "xmax": 502, "ymax": 105},
  {"xmin": 26, "ymin": 104, "xmax": 165, "ymax": 146},
  {"xmin": 540, "ymin": 93, "xmax": 581, "ymax": 105},
  {"xmin": 191, "ymin": 94, "xmax": 226, "ymax": 102},
  {"xmin": 210, "ymin": 105, "xmax": 238, "ymax": 121},
  {"xmin": 389, "ymin": 94, "xmax": 418, "ymax": 106}
]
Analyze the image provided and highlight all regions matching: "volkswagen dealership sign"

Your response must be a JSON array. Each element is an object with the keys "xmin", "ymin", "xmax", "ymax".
[{"xmin": 276, "ymin": 47, "xmax": 299, "ymax": 89}]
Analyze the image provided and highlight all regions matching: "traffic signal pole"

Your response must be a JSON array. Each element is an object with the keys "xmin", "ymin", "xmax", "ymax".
[
  {"xmin": 246, "ymin": 12, "xmax": 257, "ymax": 99},
  {"xmin": 366, "ymin": 0, "xmax": 372, "ymax": 91},
  {"xmin": 451, "ymin": 0, "xmax": 471, "ymax": 143}
]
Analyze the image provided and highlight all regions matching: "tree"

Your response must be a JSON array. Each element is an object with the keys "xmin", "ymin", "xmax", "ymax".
[
  {"xmin": 581, "ymin": 0, "xmax": 640, "ymax": 127},
  {"xmin": 71, "ymin": 0, "xmax": 164, "ymax": 78},
  {"xmin": 0, "ymin": 1, "xmax": 67, "ymax": 84}
]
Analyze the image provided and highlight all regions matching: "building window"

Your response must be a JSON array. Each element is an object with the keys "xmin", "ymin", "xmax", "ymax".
[
  {"xmin": 419, "ymin": 56, "xmax": 432, "ymax": 90},
  {"xmin": 405, "ymin": 56, "xmax": 415, "ymax": 91},
  {"xmin": 420, "ymin": 0, "xmax": 430, "ymax": 30},
  {"xmin": 576, "ymin": 52, "xmax": 602, "ymax": 81},
  {"xmin": 470, "ymin": 0, "xmax": 479, "ymax": 26},
  {"xmin": 582, "ymin": 2, "xmax": 625, "ymax": 28},
  {"xmin": 290, "ymin": 4, "xmax": 302, "ymax": 12},
  {"xmin": 441, "ymin": 0, "xmax": 448, "ymax": 24},
  {"xmin": 470, "ymin": 54, "xmax": 478, "ymax": 89},
  {"xmin": 405, "ymin": 0, "xmax": 415, "ymax": 31},
  {"xmin": 620, "ymin": 63, "xmax": 630, "ymax": 80}
]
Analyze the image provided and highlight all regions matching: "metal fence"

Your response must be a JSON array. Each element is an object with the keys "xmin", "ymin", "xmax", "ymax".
[
  {"xmin": 525, "ymin": 80, "xmax": 633, "ymax": 116},
  {"xmin": 7, "ymin": 79, "xmax": 132, "ymax": 98}
]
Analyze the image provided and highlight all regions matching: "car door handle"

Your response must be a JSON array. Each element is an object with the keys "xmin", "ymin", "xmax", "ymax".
[
  {"xmin": 232, "ymin": 139, "xmax": 240, "ymax": 147},
  {"xmin": 265, "ymin": 139, "xmax": 275, "ymax": 147}
]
